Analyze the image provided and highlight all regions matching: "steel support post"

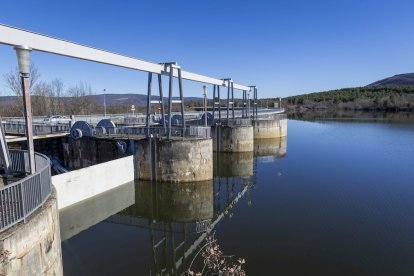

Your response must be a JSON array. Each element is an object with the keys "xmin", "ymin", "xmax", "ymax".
[
  {"xmin": 177, "ymin": 68, "xmax": 186, "ymax": 136},
  {"xmin": 146, "ymin": 72, "xmax": 153, "ymax": 137},
  {"xmin": 212, "ymin": 85, "xmax": 216, "ymax": 122},
  {"xmin": 158, "ymin": 74, "xmax": 166, "ymax": 132},
  {"xmin": 218, "ymin": 86, "xmax": 221, "ymax": 122},
  {"xmin": 255, "ymin": 87, "xmax": 258, "ymax": 119},
  {"xmin": 167, "ymin": 65, "xmax": 173, "ymax": 139},
  {"xmin": 226, "ymin": 81, "xmax": 230, "ymax": 122},
  {"xmin": 231, "ymin": 82, "xmax": 235, "ymax": 120},
  {"xmin": 21, "ymin": 76, "xmax": 35, "ymax": 174},
  {"xmin": 242, "ymin": 90, "xmax": 246, "ymax": 118}
]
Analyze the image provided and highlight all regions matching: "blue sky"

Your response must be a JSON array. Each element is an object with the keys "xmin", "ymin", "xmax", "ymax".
[{"xmin": 0, "ymin": 0, "xmax": 413, "ymax": 98}]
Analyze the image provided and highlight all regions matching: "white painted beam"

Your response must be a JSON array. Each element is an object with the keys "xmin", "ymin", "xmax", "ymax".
[{"xmin": 0, "ymin": 24, "xmax": 251, "ymax": 91}]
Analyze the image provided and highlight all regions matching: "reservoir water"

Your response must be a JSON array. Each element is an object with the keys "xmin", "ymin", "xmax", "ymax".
[{"xmin": 61, "ymin": 117, "xmax": 414, "ymax": 275}]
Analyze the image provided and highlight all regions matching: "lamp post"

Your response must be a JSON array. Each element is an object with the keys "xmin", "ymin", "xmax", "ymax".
[
  {"xmin": 103, "ymin": 89, "xmax": 107, "ymax": 117},
  {"xmin": 203, "ymin": 85, "xmax": 208, "ymax": 127},
  {"xmin": 14, "ymin": 45, "xmax": 35, "ymax": 174}
]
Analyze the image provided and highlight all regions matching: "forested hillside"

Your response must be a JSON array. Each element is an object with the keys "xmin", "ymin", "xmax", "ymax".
[{"xmin": 283, "ymin": 86, "xmax": 414, "ymax": 111}]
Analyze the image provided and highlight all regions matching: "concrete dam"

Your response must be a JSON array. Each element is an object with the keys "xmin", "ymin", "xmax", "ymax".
[{"xmin": 0, "ymin": 23, "xmax": 287, "ymax": 275}]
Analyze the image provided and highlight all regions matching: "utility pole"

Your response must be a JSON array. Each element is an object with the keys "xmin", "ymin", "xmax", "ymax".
[
  {"xmin": 15, "ymin": 45, "xmax": 35, "ymax": 174},
  {"xmin": 203, "ymin": 85, "xmax": 208, "ymax": 127}
]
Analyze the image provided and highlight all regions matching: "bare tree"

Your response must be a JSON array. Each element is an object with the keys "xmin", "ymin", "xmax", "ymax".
[
  {"xmin": 66, "ymin": 82, "xmax": 96, "ymax": 115},
  {"xmin": 4, "ymin": 65, "xmax": 40, "ymax": 96},
  {"xmin": 3, "ymin": 65, "xmax": 40, "ymax": 116},
  {"xmin": 50, "ymin": 79, "xmax": 65, "ymax": 115}
]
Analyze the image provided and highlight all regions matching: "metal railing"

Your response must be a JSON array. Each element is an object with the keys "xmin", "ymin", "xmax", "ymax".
[
  {"xmin": 96, "ymin": 125, "xmax": 211, "ymax": 139},
  {"xmin": 2, "ymin": 121, "xmax": 70, "ymax": 135},
  {"xmin": 255, "ymin": 113, "xmax": 287, "ymax": 121},
  {"xmin": 221, "ymin": 118, "xmax": 252, "ymax": 126},
  {"xmin": 0, "ymin": 150, "xmax": 52, "ymax": 232}
]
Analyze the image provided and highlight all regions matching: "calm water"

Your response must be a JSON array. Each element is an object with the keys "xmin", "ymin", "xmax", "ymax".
[{"xmin": 61, "ymin": 118, "xmax": 414, "ymax": 275}]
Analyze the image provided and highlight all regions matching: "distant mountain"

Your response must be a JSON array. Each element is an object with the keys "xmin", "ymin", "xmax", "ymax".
[
  {"xmin": 0, "ymin": 93, "xmax": 203, "ymax": 107},
  {"xmin": 91, "ymin": 93, "xmax": 203, "ymax": 107},
  {"xmin": 367, "ymin": 73, "xmax": 414, "ymax": 87},
  {"xmin": 92, "ymin": 93, "xmax": 148, "ymax": 106}
]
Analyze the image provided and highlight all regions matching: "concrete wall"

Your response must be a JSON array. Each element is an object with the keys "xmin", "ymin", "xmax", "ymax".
[
  {"xmin": 52, "ymin": 155, "xmax": 135, "ymax": 209},
  {"xmin": 0, "ymin": 189, "xmax": 63, "ymax": 276},
  {"xmin": 136, "ymin": 138, "xmax": 213, "ymax": 183},
  {"xmin": 253, "ymin": 118, "xmax": 288, "ymax": 139},
  {"xmin": 62, "ymin": 137, "xmax": 129, "ymax": 170},
  {"xmin": 212, "ymin": 125, "xmax": 254, "ymax": 152}
]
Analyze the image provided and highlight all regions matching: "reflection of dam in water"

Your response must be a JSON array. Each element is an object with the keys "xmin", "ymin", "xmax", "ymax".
[
  {"xmin": 59, "ymin": 181, "xmax": 135, "ymax": 241},
  {"xmin": 104, "ymin": 176, "xmax": 254, "ymax": 275},
  {"xmin": 214, "ymin": 152, "xmax": 254, "ymax": 177},
  {"xmin": 60, "ymin": 138, "xmax": 260, "ymax": 275},
  {"xmin": 254, "ymin": 136, "xmax": 287, "ymax": 162},
  {"xmin": 123, "ymin": 180, "xmax": 214, "ymax": 222}
]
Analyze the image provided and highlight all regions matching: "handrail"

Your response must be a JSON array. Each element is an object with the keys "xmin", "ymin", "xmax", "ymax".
[
  {"xmin": 0, "ymin": 150, "xmax": 52, "ymax": 232},
  {"xmin": 96, "ymin": 125, "xmax": 211, "ymax": 139},
  {"xmin": 2, "ymin": 121, "xmax": 70, "ymax": 135}
]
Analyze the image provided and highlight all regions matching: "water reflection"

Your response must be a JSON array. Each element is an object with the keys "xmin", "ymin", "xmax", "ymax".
[
  {"xmin": 102, "ymin": 175, "xmax": 255, "ymax": 275},
  {"xmin": 119, "ymin": 180, "xmax": 214, "ymax": 222},
  {"xmin": 254, "ymin": 137, "xmax": 287, "ymax": 162},
  {"xmin": 59, "ymin": 180, "xmax": 135, "ymax": 241},
  {"xmin": 213, "ymin": 152, "xmax": 254, "ymax": 177},
  {"xmin": 62, "ymin": 148, "xmax": 257, "ymax": 275}
]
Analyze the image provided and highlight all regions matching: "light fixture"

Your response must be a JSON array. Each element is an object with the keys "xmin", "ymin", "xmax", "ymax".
[{"xmin": 14, "ymin": 45, "xmax": 32, "ymax": 76}]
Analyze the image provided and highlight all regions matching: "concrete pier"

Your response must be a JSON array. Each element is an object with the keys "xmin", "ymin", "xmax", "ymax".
[
  {"xmin": 0, "ymin": 189, "xmax": 63, "ymax": 276},
  {"xmin": 253, "ymin": 117, "xmax": 287, "ymax": 139},
  {"xmin": 212, "ymin": 125, "xmax": 254, "ymax": 152},
  {"xmin": 135, "ymin": 137, "xmax": 213, "ymax": 183}
]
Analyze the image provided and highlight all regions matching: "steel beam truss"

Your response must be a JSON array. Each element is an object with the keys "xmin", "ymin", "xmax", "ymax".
[{"xmin": 0, "ymin": 24, "xmax": 250, "ymax": 90}]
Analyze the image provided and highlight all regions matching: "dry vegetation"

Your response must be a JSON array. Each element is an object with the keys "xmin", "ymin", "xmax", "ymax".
[{"xmin": 0, "ymin": 65, "xmax": 100, "ymax": 117}]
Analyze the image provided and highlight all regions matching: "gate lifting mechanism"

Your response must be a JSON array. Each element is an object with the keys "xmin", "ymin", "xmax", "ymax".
[{"xmin": 146, "ymin": 62, "xmax": 185, "ymax": 140}]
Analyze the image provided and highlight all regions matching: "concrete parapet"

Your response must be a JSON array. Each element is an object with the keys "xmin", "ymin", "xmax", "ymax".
[
  {"xmin": 0, "ymin": 189, "xmax": 62, "ymax": 276},
  {"xmin": 135, "ymin": 138, "xmax": 213, "ymax": 183},
  {"xmin": 253, "ymin": 117, "xmax": 288, "ymax": 139},
  {"xmin": 52, "ymin": 155, "xmax": 135, "ymax": 209},
  {"xmin": 212, "ymin": 125, "xmax": 254, "ymax": 152}
]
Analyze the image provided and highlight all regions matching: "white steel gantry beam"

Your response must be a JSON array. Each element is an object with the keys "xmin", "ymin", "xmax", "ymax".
[{"xmin": 0, "ymin": 24, "xmax": 251, "ymax": 91}]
